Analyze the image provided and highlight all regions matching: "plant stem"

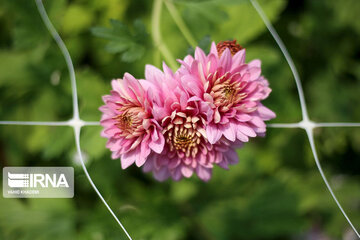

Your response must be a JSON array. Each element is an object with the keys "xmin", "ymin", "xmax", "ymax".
[
  {"xmin": 164, "ymin": 0, "xmax": 197, "ymax": 48},
  {"xmin": 151, "ymin": 0, "xmax": 178, "ymax": 70}
]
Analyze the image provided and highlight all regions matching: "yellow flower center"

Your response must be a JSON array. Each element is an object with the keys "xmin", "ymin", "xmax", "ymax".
[
  {"xmin": 114, "ymin": 106, "xmax": 144, "ymax": 136},
  {"xmin": 164, "ymin": 114, "xmax": 204, "ymax": 159},
  {"xmin": 210, "ymin": 75, "xmax": 247, "ymax": 112}
]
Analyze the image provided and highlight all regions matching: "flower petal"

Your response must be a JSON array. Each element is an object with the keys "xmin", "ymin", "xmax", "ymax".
[
  {"xmin": 196, "ymin": 166, "xmax": 212, "ymax": 182},
  {"xmin": 121, "ymin": 150, "xmax": 138, "ymax": 169},
  {"xmin": 224, "ymin": 148, "xmax": 239, "ymax": 165},
  {"xmin": 231, "ymin": 48, "xmax": 246, "ymax": 71},
  {"xmin": 222, "ymin": 123, "xmax": 236, "ymax": 142},
  {"xmin": 257, "ymin": 106, "xmax": 276, "ymax": 120},
  {"xmin": 149, "ymin": 131, "xmax": 165, "ymax": 154},
  {"xmin": 219, "ymin": 48, "xmax": 232, "ymax": 72},
  {"xmin": 206, "ymin": 124, "xmax": 222, "ymax": 144},
  {"xmin": 181, "ymin": 165, "xmax": 194, "ymax": 178}
]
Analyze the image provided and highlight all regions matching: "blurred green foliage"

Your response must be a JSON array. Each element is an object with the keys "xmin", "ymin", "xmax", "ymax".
[
  {"xmin": 91, "ymin": 19, "xmax": 149, "ymax": 62},
  {"xmin": 0, "ymin": 0, "xmax": 359, "ymax": 239}
]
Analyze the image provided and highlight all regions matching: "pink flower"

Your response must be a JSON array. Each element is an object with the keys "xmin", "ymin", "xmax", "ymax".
[
  {"xmin": 177, "ymin": 40, "xmax": 276, "ymax": 144},
  {"xmin": 100, "ymin": 40, "xmax": 276, "ymax": 182},
  {"xmin": 142, "ymin": 64, "xmax": 239, "ymax": 181},
  {"xmin": 99, "ymin": 73, "xmax": 164, "ymax": 169}
]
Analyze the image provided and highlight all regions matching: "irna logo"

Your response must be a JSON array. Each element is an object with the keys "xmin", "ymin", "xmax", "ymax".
[
  {"xmin": 3, "ymin": 167, "xmax": 74, "ymax": 198},
  {"xmin": 7, "ymin": 172, "xmax": 69, "ymax": 188}
]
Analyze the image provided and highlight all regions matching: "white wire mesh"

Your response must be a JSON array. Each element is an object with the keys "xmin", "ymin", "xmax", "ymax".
[
  {"xmin": 0, "ymin": 0, "xmax": 358, "ymax": 239},
  {"xmin": 249, "ymin": 0, "xmax": 360, "ymax": 237}
]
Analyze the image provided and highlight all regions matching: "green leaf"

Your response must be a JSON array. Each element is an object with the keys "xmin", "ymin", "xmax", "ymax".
[
  {"xmin": 110, "ymin": 19, "xmax": 130, "ymax": 36},
  {"xmin": 133, "ymin": 19, "xmax": 148, "ymax": 40},
  {"xmin": 121, "ymin": 44, "xmax": 146, "ymax": 62},
  {"xmin": 91, "ymin": 19, "xmax": 149, "ymax": 62},
  {"xmin": 217, "ymin": 0, "xmax": 287, "ymax": 43},
  {"xmin": 91, "ymin": 27, "xmax": 121, "ymax": 40},
  {"xmin": 185, "ymin": 2, "xmax": 229, "ymax": 24},
  {"xmin": 105, "ymin": 41, "xmax": 132, "ymax": 53},
  {"xmin": 179, "ymin": 1, "xmax": 228, "ymax": 41},
  {"xmin": 180, "ymin": 0, "xmax": 286, "ymax": 44}
]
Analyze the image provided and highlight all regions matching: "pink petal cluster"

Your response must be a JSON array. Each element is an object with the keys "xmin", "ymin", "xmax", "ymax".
[
  {"xmin": 100, "ymin": 40, "xmax": 275, "ymax": 181},
  {"xmin": 99, "ymin": 74, "xmax": 164, "ymax": 168},
  {"xmin": 177, "ymin": 41, "xmax": 276, "ymax": 144}
]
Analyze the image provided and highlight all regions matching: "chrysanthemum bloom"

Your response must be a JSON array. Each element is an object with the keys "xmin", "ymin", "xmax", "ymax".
[
  {"xmin": 99, "ymin": 73, "xmax": 164, "ymax": 169},
  {"xmin": 142, "ymin": 64, "xmax": 239, "ymax": 181},
  {"xmin": 177, "ymin": 40, "xmax": 276, "ymax": 144}
]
